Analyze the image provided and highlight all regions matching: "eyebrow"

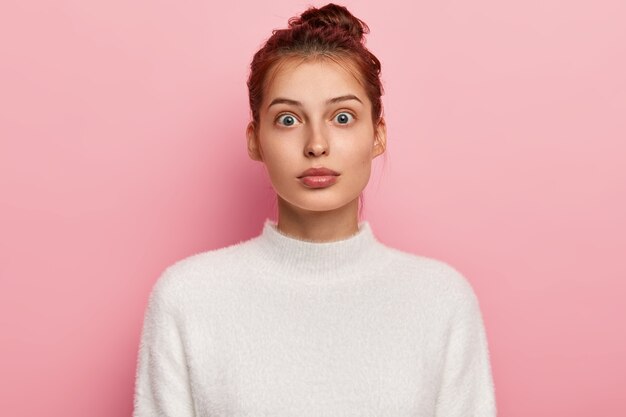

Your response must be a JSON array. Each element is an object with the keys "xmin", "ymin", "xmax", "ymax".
[{"xmin": 267, "ymin": 94, "xmax": 363, "ymax": 110}]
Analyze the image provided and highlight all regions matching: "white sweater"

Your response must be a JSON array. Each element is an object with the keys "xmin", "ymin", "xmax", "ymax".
[{"xmin": 133, "ymin": 218, "xmax": 497, "ymax": 417}]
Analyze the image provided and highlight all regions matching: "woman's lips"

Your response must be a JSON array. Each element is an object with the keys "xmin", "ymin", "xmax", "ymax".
[
  {"xmin": 299, "ymin": 175, "xmax": 338, "ymax": 188},
  {"xmin": 298, "ymin": 167, "xmax": 339, "ymax": 177}
]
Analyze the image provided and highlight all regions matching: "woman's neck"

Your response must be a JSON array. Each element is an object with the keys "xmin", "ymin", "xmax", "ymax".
[{"xmin": 275, "ymin": 196, "xmax": 361, "ymax": 242}]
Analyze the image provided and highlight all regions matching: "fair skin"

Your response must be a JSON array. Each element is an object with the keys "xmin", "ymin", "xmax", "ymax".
[{"xmin": 246, "ymin": 57, "xmax": 387, "ymax": 242}]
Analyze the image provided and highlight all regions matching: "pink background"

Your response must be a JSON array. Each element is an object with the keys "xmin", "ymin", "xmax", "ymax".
[{"xmin": 1, "ymin": 1, "xmax": 624, "ymax": 416}]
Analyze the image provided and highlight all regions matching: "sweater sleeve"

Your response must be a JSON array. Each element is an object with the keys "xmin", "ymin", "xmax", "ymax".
[
  {"xmin": 133, "ymin": 272, "xmax": 196, "ymax": 417},
  {"xmin": 434, "ymin": 289, "xmax": 497, "ymax": 417}
]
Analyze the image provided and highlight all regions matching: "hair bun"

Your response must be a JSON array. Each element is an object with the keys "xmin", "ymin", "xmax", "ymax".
[{"xmin": 288, "ymin": 3, "xmax": 369, "ymax": 42}]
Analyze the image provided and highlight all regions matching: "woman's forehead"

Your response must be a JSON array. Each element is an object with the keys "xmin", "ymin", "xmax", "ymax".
[{"xmin": 264, "ymin": 56, "xmax": 366, "ymax": 101}]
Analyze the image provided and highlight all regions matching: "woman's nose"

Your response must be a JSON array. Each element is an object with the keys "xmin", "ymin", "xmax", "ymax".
[{"xmin": 304, "ymin": 124, "xmax": 329, "ymax": 157}]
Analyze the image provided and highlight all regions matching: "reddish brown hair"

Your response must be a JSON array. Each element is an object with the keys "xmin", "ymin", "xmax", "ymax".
[{"xmin": 246, "ymin": 3, "xmax": 384, "ymax": 126}]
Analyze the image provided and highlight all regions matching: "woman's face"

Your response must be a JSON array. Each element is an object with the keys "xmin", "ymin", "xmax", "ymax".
[{"xmin": 246, "ymin": 58, "xmax": 386, "ymax": 214}]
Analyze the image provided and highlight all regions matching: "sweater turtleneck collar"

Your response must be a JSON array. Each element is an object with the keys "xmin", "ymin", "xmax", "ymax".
[{"xmin": 251, "ymin": 218, "xmax": 390, "ymax": 282}]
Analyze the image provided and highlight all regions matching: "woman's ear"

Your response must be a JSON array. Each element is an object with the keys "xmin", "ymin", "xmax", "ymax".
[
  {"xmin": 372, "ymin": 117, "xmax": 387, "ymax": 158},
  {"xmin": 246, "ymin": 121, "xmax": 263, "ymax": 161}
]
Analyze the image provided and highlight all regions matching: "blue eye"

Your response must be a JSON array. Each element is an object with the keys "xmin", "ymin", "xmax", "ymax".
[
  {"xmin": 335, "ymin": 112, "xmax": 354, "ymax": 125},
  {"xmin": 276, "ymin": 114, "xmax": 299, "ymax": 126}
]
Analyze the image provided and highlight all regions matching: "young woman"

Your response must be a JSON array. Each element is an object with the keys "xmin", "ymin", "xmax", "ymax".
[{"xmin": 133, "ymin": 3, "xmax": 496, "ymax": 416}]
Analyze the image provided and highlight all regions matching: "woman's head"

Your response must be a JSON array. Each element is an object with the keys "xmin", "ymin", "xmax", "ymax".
[{"xmin": 246, "ymin": 3, "xmax": 386, "ymax": 219}]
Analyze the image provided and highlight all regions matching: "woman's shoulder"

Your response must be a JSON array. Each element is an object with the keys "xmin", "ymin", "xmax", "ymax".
[
  {"xmin": 380, "ymin": 244, "xmax": 479, "ymax": 304},
  {"xmin": 147, "ymin": 237, "xmax": 260, "ymax": 302},
  {"xmin": 169, "ymin": 238, "xmax": 255, "ymax": 274}
]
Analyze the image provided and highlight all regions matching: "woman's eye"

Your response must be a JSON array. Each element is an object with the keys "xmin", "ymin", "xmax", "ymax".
[
  {"xmin": 334, "ymin": 112, "xmax": 355, "ymax": 125},
  {"xmin": 276, "ymin": 114, "xmax": 299, "ymax": 127}
]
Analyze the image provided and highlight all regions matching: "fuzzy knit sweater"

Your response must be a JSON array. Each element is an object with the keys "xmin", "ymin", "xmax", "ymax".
[{"xmin": 132, "ymin": 218, "xmax": 497, "ymax": 417}]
